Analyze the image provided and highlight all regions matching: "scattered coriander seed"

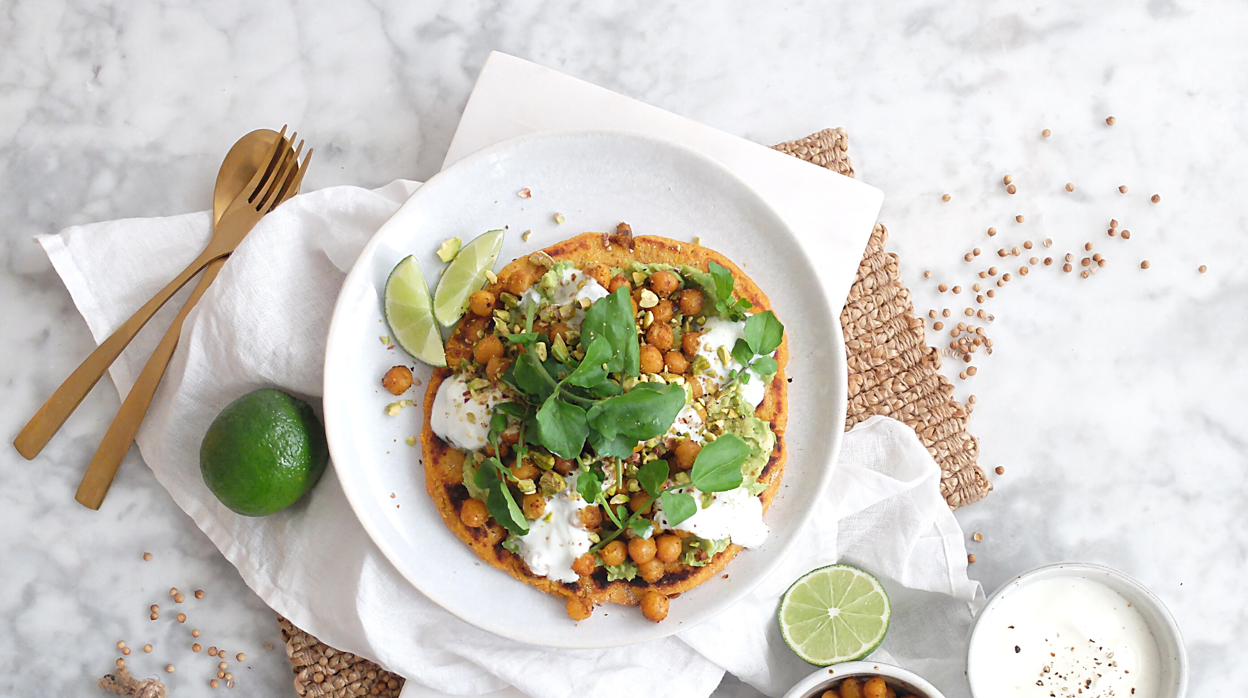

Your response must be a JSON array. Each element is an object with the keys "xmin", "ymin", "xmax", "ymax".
[
  {"xmin": 209, "ymin": 647, "xmax": 218, "ymax": 657},
  {"xmin": 969, "ymin": 395, "xmax": 978, "ymax": 404},
  {"xmin": 1003, "ymin": 273, "xmax": 1012, "ymax": 281},
  {"xmin": 1043, "ymin": 238, "xmax": 1053, "ymax": 248},
  {"xmin": 959, "ymin": 371, "xmax": 967, "ymax": 380},
  {"xmin": 1109, "ymin": 229, "xmax": 1117, "ymax": 237},
  {"xmin": 933, "ymin": 321, "xmax": 944, "ymax": 330},
  {"xmin": 968, "ymin": 553, "xmax": 978, "ymax": 564},
  {"xmin": 943, "ymin": 309, "xmax": 952, "ymax": 317},
  {"xmin": 964, "ymin": 253, "xmax": 974, "ymax": 262},
  {"xmin": 177, "ymin": 613, "xmax": 187, "ymax": 623},
  {"xmin": 1029, "ymin": 256, "xmax": 1039, "ymax": 265},
  {"xmin": 1141, "ymin": 260, "xmax": 1151, "ymax": 269},
  {"xmin": 1044, "ymin": 257, "xmax": 1053, "ymax": 266},
  {"xmin": 1015, "ymin": 215, "xmax": 1024, "ymax": 223},
  {"xmin": 1110, "ymin": 219, "xmax": 1118, "ymax": 228},
  {"xmin": 1065, "ymin": 182, "xmax": 1074, "ymax": 192},
  {"xmin": 237, "ymin": 653, "xmax": 246, "ymax": 662},
  {"xmin": 988, "ymin": 267, "xmax": 998, "ymax": 276},
  {"xmin": 976, "ymin": 294, "xmax": 985, "ymax": 303},
  {"xmin": 169, "ymin": 588, "xmax": 178, "ymax": 597},
  {"xmin": 144, "ymin": 644, "xmax": 153, "ymax": 653},
  {"xmin": 150, "ymin": 613, "xmax": 158, "ymax": 621},
  {"xmin": 116, "ymin": 641, "xmax": 126, "ymax": 649},
  {"xmin": 952, "ymin": 285, "xmax": 962, "ymax": 294},
  {"xmin": 942, "ymin": 194, "xmax": 951, "ymax": 202},
  {"xmin": 211, "ymin": 679, "xmax": 219, "ymax": 689},
  {"xmin": 265, "ymin": 643, "xmax": 274, "ymax": 651},
  {"xmin": 1121, "ymin": 230, "xmax": 1131, "ymax": 240},
  {"xmin": 967, "ymin": 366, "xmax": 978, "ymax": 376},
  {"xmin": 995, "ymin": 465, "xmax": 1006, "ymax": 475},
  {"xmin": 150, "ymin": 605, "xmax": 159, "ymax": 613},
  {"xmin": 1019, "ymin": 267, "xmax": 1029, "ymax": 276},
  {"xmin": 228, "ymin": 680, "xmax": 235, "ymax": 689},
  {"xmin": 193, "ymin": 643, "xmax": 202, "ymax": 652},
  {"xmin": 115, "ymin": 658, "xmax": 125, "ymax": 667},
  {"xmin": 1098, "ymin": 259, "xmax": 1107, "ymax": 268},
  {"xmin": 928, "ymin": 309, "xmax": 937, "ymax": 319},
  {"xmin": 517, "ymin": 188, "xmax": 531, "ymax": 198},
  {"xmin": 1063, "ymin": 263, "xmax": 1073, "ymax": 273},
  {"xmin": 963, "ymin": 353, "xmax": 972, "ymax": 363},
  {"xmin": 143, "ymin": 553, "xmax": 152, "ymax": 561},
  {"xmin": 938, "ymin": 283, "xmax": 948, "ymax": 292},
  {"xmin": 1065, "ymin": 253, "xmax": 1074, "ymax": 262},
  {"xmin": 951, "ymin": 328, "xmax": 962, "ymax": 338},
  {"xmin": 1024, "ymin": 240, "xmax": 1033, "ymax": 249},
  {"xmin": 978, "ymin": 271, "xmax": 988, "ymax": 278},
  {"xmin": 219, "ymin": 662, "xmax": 228, "ymax": 671},
  {"xmin": 224, "ymin": 672, "xmax": 234, "ymax": 681},
  {"xmin": 1106, "ymin": 115, "xmax": 1116, "ymax": 125},
  {"xmin": 1081, "ymin": 270, "xmax": 1091, "ymax": 278},
  {"xmin": 192, "ymin": 629, "xmax": 201, "ymax": 638},
  {"xmin": 964, "ymin": 308, "xmax": 974, "ymax": 316},
  {"xmin": 997, "ymin": 248, "xmax": 1007, "ymax": 257},
  {"xmin": 973, "ymin": 532, "xmax": 984, "ymax": 542},
  {"xmin": 1003, "ymin": 175, "xmax": 1013, "ymax": 185},
  {"xmin": 1085, "ymin": 242, "xmax": 1094, "ymax": 251},
  {"xmin": 174, "ymin": 593, "xmax": 185, "ymax": 604},
  {"xmin": 1042, "ymin": 128, "xmax": 1051, "ymax": 137},
  {"xmin": 923, "ymin": 270, "xmax": 932, "ymax": 278},
  {"xmin": 1119, "ymin": 185, "xmax": 1129, "ymax": 194},
  {"xmin": 987, "ymin": 227, "xmax": 997, "ymax": 236},
  {"xmin": 1093, "ymin": 253, "xmax": 1103, "ymax": 262},
  {"xmin": 972, "ymin": 283, "xmax": 982, "ymax": 292},
  {"xmin": 217, "ymin": 671, "xmax": 226, "ymax": 679},
  {"xmin": 1006, "ymin": 184, "xmax": 1017, "ymax": 195},
  {"xmin": 122, "ymin": 647, "xmax": 130, "ymax": 656},
  {"xmin": 1081, "ymin": 258, "xmax": 1091, "ymax": 267},
  {"xmin": 987, "ymin": 290, "xmax": 996, "ymax": 298},
  {"xmin": 1199, "ymin": 265, "xmax": 1208, "ymax": 273},
  {"xmin": 1011, "ymin": 246, "xmax": 1021, "ymax": 256},
  {"xmin": 1151, "ymin": 194, "xmax": 1161, "ymax": 203},
  {"xmin": 973, "ymin": 247, "xmax": 982, "ymax": 256}
]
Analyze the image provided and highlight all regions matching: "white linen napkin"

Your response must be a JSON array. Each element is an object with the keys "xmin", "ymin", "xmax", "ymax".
[{"xmin": 39, "ymin": 180, "xmax": 980, "ymax": 698}]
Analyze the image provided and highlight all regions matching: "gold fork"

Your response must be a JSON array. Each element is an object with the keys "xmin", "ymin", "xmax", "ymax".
[
  {"xmin": 14, "ymin": 127, "xmax": 297, "ymax": 461},
  {"xmin": 73, "ymin": 138, "xmax": 313, "ymax": 509}
]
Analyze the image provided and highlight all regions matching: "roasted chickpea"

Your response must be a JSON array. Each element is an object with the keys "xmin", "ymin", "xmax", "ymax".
[
  {"xmin": 664, "ymin": 351, "xmax": 689, "ymax": 374},
  {"xmin": 821, "ymin": 692, "xmax": 836, "ymax": 698},
  {"xmin": 681, "ymin": 331, "xmax": 702, "ymax": 357},
  {"xmin": 548, "ymin": 321, "xmax": 572, "ymax": 344},
  {"xmin": 522, "ymin": 493, "xmax": 546, "ymax": 520},
  {"xmin": 469, "ymin": 290, "xmax": 496, "ymax": 317},
  {"xmin": 678, "ymin": 288, "xmax": 704, "ymax": 316},
  {"xmin": 484, "ymin": 442, "xmax": 509, "ymax": 459},
  {"xmin": 646, "ymin": 323, "xmax": 674, "ymax": 351},
  {"xmin": 674, "ymin": 439, "xmax": 701, "ymax": 471},
  {"xmin": 600, "ymin": 540, "xmax": 628, "ymax": 566},
  {"xmin": 500, "ymin": 428, "xmax": 520, "ymax": 445},
  {"xmin": 459, "ymin": 499, "xmax": 488, "ymax": 528},
  {"xmin": 655, "ymin": 534, "xmax": 682, "ymax": 563},
  {"xmin": 628, "ymin": 536, "xmax": 657, "ymax": 564},
  {"xmin": 566, "ymin": 597, "xmax": 592, "ymax": 621},
  {"xmin": 608, "ymin": 274, "xmax": 631, "ymax": 294},
  {"xmin": 650, "ymin": 299, "xmax": 674, "ymax": 324},
  {"xmin": 640, "ymin": 591, "xmax": 669, "ymax": 622},
  {"xmin": 884, "ymin": 687, "xmax": 896, "ymax": 698},
  {"xmin": 638, "ymin": 558, "xmax": 665, "ymax": 583},
  {"xmin": 382, "ymin": 365, "xmax": 413, "ymax": 395},
  {"xmin": 506, "ymin": 270, "xmax": 535, "ymax": 296},
  {"xmin": 577, "ymin": 506, "xmax": 603, "ymax": 529},
  {"xmin": 484, "ymin": 523, "xmax": 506, "ymax": 546},
  {"xmin": 455, "ymin": 316, "xmax": 490, "ymax": 347},
  {"xmin": 584, "ymin": 263, "xmax": 611, "ymax": 288},
  {"xmin": 572, "ymin": 553, "xmax": 596, "ymax": 577},
  {"xmin": 838, "ymin": 678, "xmax": 864, "ymax": 698},
  {"xmin": 474, "ymin": 334, "xmax": 504, "ymax": 365},
  {"xmin": 639, "ymin": 345, "xmax": 664, "ymax": 374},
  {"xmin": 628, "ymin": 492, "xmax": 653, "ymax": 514},
  {"xmin": 510, "ymin": 460, "xmax": 539, "ymax": 481},
  {"xmin": 862, "ymin": 678, "xmax": 887, "ymax": 698},
  {"xmin": 648, "ymin": 270, "xmax": 680, "ymax": 298},
  {"xmin": 485, "ymin": 356, "xmax": 508, "ymax": 381},
  {"xmin": 553, "ymin": 456, "xmax": 577, "ymax": 475}
]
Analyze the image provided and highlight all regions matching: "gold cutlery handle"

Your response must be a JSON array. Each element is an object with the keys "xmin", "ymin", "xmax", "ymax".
[
  {"xmin": 74, "ymin": 258, "xmax": 226, "ymax": 509},
  {"xmin": 13, "ymin": 248, "xmax": 221, "ymax": 460}
]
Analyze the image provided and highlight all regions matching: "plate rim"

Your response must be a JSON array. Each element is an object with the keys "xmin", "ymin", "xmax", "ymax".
[{"xmin": 323, "ymin": 127, "xmax": 849, "ymax": 647}]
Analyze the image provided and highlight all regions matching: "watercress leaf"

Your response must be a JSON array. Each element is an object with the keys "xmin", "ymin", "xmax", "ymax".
[
  {"xmin": 588, "ymin": 430, "xmax": 635, "ymax": 459},
  {"xmin": 744, "ymin": 310, "xmax": 784, "ymax": 355},
  {"xmin": 475, "ymin": 457, "xmax": 503, "ymax": 491},
  {"xmin": 739, "ymin": 371, "xmax": 751, "ymax": 384},
  {"xmin": 751, "ymin": 355, "xmax": 779, "ymax": 377},
  {"xmin": 637, "ymin": 459, "xmax": 670, "ymax": 498},
  {"xmin": 487, "ymin": 478, "xmax": 529, "ymax": 535},
  {"xmin": 489, "ymin": 412, "xmax": 508, "ymax": 440},
  {"xmin": 736, "ymin": 298, "xmax": 753, "ymax": 310},
  {"xmin": 732, "ymin": 338, "xmax": 754, "ymax": 367},
  {"xmin": 513, "ymin": 352, "xmax": 556, "ymax": 402},
  {"xmin": 587, "ymin": 383, "xmax": 686, "ymax": 442},
  {"xmin": 581, "ymin": 288, "xmax": 640, "ymax": 376},
  {"xmin": 708, "ymin": 261, "xmax": 735, "ymax": 301},
  {"xmin": 691, "ymin": 433, "xmax": 749, "ymax": 492},
  {"xmin": 575, "ymin": 468, "xmax": 602, "ymax": 503},
  {"xmin": 629, "ymin": 516, "xmax": 653, "ymax": 538},
  {"xmin": 565, "ymin": 336, "xmax": 613, "ymax": 387},
  {"xmin": 616, "ymin": 505, "xmax": 629, "ymax": 522},
  {"xmin": 535, "ymin": 398, "xmax": 588, "ymax": 459},
  {"xmin": 659, "ymin": 491, "xmax": 698, "ymax": 528},
  {"xmin": 506, "ymin": 332, "xmax": 541, "ymax": 346},
  {"xmin": 587, "ymin": 380, "xmax": 623, "ymax": 398},
  {"xmin": 495, "ymin": 402, "xmax": 529, "ymax": 419}
]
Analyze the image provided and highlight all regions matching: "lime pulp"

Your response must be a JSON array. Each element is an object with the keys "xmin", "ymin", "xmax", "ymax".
[
  {"xmin": 432, "ymin": 229, "xmax": 504, "ymax": 327},
  {"xmin": 778, "ymin": 564, "xmax": 891, "ymax": 666},
  {"xmin": 385, "ymin": 255, "xmax": 446, "ymax": 367}
]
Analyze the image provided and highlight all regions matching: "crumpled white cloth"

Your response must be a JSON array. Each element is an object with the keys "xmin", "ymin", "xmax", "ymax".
[{"xmin": 39, "ymin": 180, "xmax": 980, "ymax": 698}]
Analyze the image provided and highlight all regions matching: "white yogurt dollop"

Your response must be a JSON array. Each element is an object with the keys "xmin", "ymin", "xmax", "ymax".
[
  {"xmin": 519, "ymin": 266, "xmax": 609, "ymax": 327},
  {"xmin": 655, "ymin": 485, "xmax": 768, "ymax": 548},
  {"xmin": 694, "ymin": 316, "xmax": 772, "ymax": 408},
  {"xmin": 429, "ymin": 374, "xmax": 500, "ymax": 451},
  {"xmin": 516, "ymin": 477, "xmax": 592, "ymax": 584},
  {"xmin": 666, "ymin": 402, "xmax": 706, "ymax": 443}
]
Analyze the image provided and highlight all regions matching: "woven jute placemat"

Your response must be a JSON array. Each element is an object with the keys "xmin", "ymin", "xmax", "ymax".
[{"xmin": 276, "ymin": 128, "xmax": 990, "ymax": 697}]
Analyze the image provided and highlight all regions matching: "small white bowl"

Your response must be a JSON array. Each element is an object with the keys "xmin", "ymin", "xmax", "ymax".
[
  {"xmin": 967, "ymin": 562, "xmax": 1187, "ymax": 698},
  {"xmin": 783, "ymin": 660, "xmax": 947, "ymax": 698}
]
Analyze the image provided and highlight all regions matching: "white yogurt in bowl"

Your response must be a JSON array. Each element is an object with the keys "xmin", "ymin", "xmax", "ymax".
[{"xmin": 968, "ymin": 563, "xmax": 1187, "ymax": 698}]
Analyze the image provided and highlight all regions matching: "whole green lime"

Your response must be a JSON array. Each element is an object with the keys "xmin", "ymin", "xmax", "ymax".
[{"xmin": 199, "ymin": 389, "xmax": 328, "ymax": 516}]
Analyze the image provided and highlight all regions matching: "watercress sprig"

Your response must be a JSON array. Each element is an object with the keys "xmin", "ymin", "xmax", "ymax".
[{"xmin": 725, "ymin": 310, "xmax": 785, "ymax": 387}]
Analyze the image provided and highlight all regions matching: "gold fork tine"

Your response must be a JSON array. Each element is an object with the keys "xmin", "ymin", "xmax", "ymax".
[
  {"xmin": 246, "ymin": 125, "xmax": 289, "ymax": 206},
  {"xmin": 254, "ymin": 133, "xmax": 298, "ymax": 211},
  {"xmin": 268, "ymin": 141, "xmax": 307, "ymax": 211}
]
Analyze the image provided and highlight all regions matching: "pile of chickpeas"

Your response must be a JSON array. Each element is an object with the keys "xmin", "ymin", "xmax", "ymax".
[{"xmin": 821, "ymin": 676, "xmax": 921, "ymax": 698}]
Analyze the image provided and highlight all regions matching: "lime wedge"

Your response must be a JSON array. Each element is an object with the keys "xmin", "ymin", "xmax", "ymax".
[
  {"xmin": 433, "ymin": 229, "xmax": 505, "ymax": 327},
  {"xmin": 385, "ymin": 255, "xmax": 446, "ymax": 367},
  {"xmin": 778, "ymin": 564, "xmax": 891, "ymax": 666}
]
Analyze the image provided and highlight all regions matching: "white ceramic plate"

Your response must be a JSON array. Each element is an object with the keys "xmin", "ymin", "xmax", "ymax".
[{"xmin": 323, "ymin": 129, "xmax": 848, "ymax": 648}]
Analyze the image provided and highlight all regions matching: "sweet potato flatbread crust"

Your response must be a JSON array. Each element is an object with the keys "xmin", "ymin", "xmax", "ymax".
[{"xmin": 420, "ymin": 231, "xmax": 789, "ymax": 609}]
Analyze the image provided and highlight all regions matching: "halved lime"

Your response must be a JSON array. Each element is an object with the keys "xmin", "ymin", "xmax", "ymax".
[
  {"xmin": 385, "ymin": 255, "xmax": 446, "ymax": 367},
  {"xmin": 433, "ymin": 229, "xmax": 505, "ymax": 327},
  {"xmin": 778, "ymin": 564, "xmax": 891, "ymax": 666}
]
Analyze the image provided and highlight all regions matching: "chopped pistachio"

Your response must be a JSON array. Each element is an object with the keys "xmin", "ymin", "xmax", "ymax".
[
  {"xmin": 622, "ymin": 376, "xmax": 639, "ymax": 391},
  {"xmin": 559, "ymin": 303, "xmax": 576, "ymax": 320},
  {"xmin": 674, "ymin": 471, "xmax": 692, "ymax": 485},
  {"xmin": 539, "ymin": 471, "xmax": 567, "ymax": 496},
  {"xmin": 632, "ymin": 271, "xmax": 646, "ymax": 286},
  {"xmin": 384, "ymin": 402, "xmax": 402, "ymax": 417},
  {"xmin": 517, "ymin": 479, "xmax": 537, "ymax": 495},
  {"xmin": 626, "ymin": 479, "xmax": 640, "ymax": 493},
  {"xmin": 578, "ymin": 296, "xmax": 592, "ymax": 309},
  {"xmin": 405, "ymin": 436, "xmax": 416, "ymax": 446},
  {"xmin": 499, "ymin": 291, "xmax": 520, "ymax": 309},
  {"xmin": 638, "ymin": 289, "xmax": 660, "ymax": 308},
  {"xmin": 693, "ymin": 236, "xmax": 703, "ymax": 245},
  {"xmin": 436, "ymin": 237, "xmax": 462, "ymax": 262},
  {"xmin": 484, "ymin": 270, "xmax": 498, "ymax": 284},
  {"xmin": 717, "ymin": 345, "xmax": 732, "ymax": 369},
  {"xmin": 553, "ymin": 212, "xmax": 566, "ymax": 224},
  {"xmin": 380, "ymin": 336, "xmax": 390, "ymax": 346},
  {"xmin": 609, "ymin": 493, "xmax": 630, "ymax": 505},
  {"xmin": 535, "ymin": 342, "xmax": 548, "ymax": 362},
  {"xmin": 531, "ymin": 451, "xmax": 556, "ymax": 471},
  {"xmin": 467, "ymin": 377, "xmax": 491, "ymax": 391},
  {"xmin": 493, "ymin": 309, "xmax": 512, "ymax": 323},
  {"xmin": 529, "ymin": 251, "xmax": 556, "ymax": 267},
  {"xmin": 587, "ymin": 532, "xmax": 601, "ymax": 544},
  {"xmin": 521, "ymin": 229, "xmax": 533, "ymax": 242},
  {"xmin": 551, "ymin": 334, "xmax": 570, "ymax": 363}
]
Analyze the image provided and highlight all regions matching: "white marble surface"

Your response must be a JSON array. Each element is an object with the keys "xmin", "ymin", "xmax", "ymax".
[{"xmin": 3, "ymin": 1, "xmax": 1245, "ymax": 696}]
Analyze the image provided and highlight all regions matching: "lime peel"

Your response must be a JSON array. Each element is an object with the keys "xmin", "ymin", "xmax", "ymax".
[
  {"xmin": 433, "ymin": 229, "xmax": 505, "ymax": 327},
  {"xmin": 385, "ymin": 255, "xmax": 446, "ymax": 367},
  {"xmin": 778, "ymin": 564, "xmax": 891, "ymax": 666}
]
